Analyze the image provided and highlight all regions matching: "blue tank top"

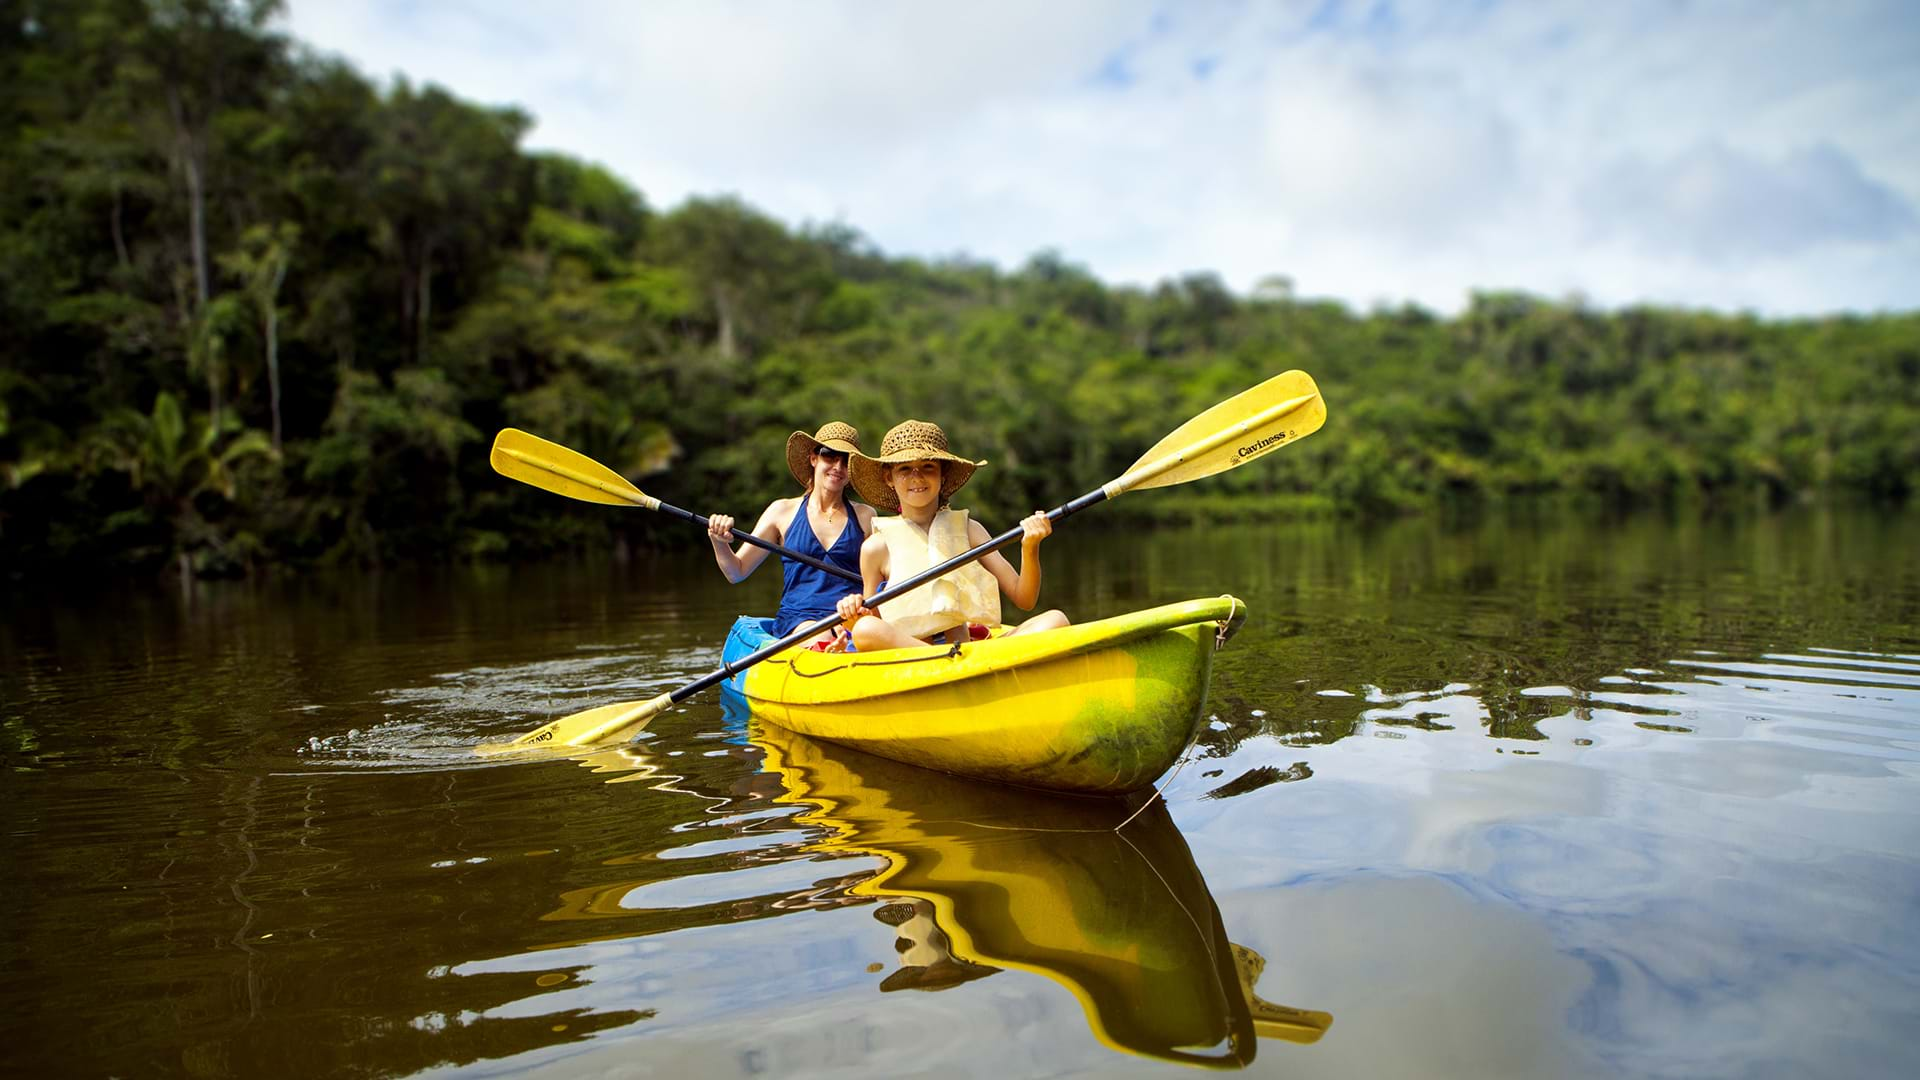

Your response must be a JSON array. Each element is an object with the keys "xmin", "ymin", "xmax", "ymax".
[{"xmin": 773, "ymin": 498, "xmax": 865, "ymax": 636}]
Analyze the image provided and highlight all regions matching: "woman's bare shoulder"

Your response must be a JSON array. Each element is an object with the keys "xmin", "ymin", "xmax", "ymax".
[{"xmin": 756, "ymin": 495, "xmax": 803, "ymax": 535}]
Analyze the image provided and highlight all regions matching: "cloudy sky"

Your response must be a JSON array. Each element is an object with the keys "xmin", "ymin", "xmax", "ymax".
[{"xmin": 283, "ymin": 0, "xmax": 1919, "ymax": 315}]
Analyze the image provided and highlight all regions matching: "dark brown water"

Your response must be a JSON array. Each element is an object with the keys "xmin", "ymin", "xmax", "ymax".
[{"xmin": 5, "ymin": 510, "xmax": 1919, "ymax": 1077}]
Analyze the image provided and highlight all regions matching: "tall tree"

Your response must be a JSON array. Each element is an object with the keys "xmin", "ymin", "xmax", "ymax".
[
  {"xmin": 122, "ymin": 0, "xmax": 289, "ymax": 314},
  {"xmin": 645, "ymin": 196, "xmax": 833, "ymax": 360},
  {"xmin": 366, "ymin": 80, "xmax": 530, "ymax": 367},
  {"xmin": 219, "ymin": 222, "xmax": 296, "ymax": 449}
]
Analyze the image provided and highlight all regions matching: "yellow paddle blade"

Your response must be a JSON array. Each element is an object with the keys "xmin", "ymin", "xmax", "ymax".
[
  {"xmin": 1105, "ymin": 370, "xmax": 1326, "ymax": 497},
  {"xmin": 490, "ymin": 428, "xmax": 659, "ymax": 509},
  {"xmin": 474, "ymin": 692, "xmax": 673, "ymax": 754}
]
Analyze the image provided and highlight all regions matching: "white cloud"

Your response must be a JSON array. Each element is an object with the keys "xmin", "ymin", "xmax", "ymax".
[
  {"xmin": 1585, "ymin": 142, "xmax": 1916, "ymax": 260},
  {"xmin": 282, "ymin": 0, "xmax": 1920, "ymax": 314}
]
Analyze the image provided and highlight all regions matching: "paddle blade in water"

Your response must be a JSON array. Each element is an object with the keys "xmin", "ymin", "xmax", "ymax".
[
  {"xmin": 490, "ymin": 428, "xmax": 658, "ymax": 509},
  {"xmin": 1107, "ymin": 370, "xmax": 1326, "ymax": 496},
  {"xmin": 1232, "ymin": 941, "xmax": 1333, "ymax": 1044},
  {"xmin": 474, "ymin": 692, "xmax": 673, "ymax": 755}
]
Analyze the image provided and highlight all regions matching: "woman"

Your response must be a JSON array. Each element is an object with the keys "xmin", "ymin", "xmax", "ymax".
[
  {"xmin": 707, "ymin": 421, "xmax": 877, "ymax": 641},
  {"xmin": 833, "ymin": 420, "xmax": 1069, "ymax": 652}
]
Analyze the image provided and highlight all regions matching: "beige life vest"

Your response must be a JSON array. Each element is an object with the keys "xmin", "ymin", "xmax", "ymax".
[{"xmin": 873, "ymin": 510, "xmax": 1001, "ymax": 639}]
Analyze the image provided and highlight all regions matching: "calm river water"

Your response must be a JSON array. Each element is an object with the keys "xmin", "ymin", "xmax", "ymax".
[{"xmin": 5, "ymin": 510, "xmax": 1919, "ymax": 1078}]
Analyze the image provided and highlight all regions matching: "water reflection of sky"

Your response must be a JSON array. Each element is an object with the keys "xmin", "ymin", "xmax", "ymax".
[
  {"xmin": 350, "ymin": 632, "xmax": 1920, "ymax": 1076},
  {"xmin": 1178, "ymin": 645, "xmax": 1920, "ymax": 1078}
]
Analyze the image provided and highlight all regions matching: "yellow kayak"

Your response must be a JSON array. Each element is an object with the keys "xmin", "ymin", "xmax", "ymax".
[{"xmin": 720, "ymin": 596, "xmax": 1248, "ymax": 795}]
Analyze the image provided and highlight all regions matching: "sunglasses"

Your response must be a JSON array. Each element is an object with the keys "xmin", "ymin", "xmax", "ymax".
[{"xmin": 814, "ymin": 449, "xmax": 850, "ymax": 466}]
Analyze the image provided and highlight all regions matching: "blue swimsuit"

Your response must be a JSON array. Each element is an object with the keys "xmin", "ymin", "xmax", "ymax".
[{"xmin": 772, "ymin": 499, "xmax": 864, "ymax": 636}]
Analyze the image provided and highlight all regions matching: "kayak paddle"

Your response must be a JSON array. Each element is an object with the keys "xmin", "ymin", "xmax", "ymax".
[
  {"xmin": 489, "ymin": 427, "xmax": 861, "ymax": 584},
  {"xmin": 479, "ymin": 368, "xmax": 1327, "ymax": 753}
]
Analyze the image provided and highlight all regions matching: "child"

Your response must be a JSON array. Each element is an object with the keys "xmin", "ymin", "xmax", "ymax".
[{"xmin": 833, "ymin": 420, "xmax": 1069, "ymax": 652}]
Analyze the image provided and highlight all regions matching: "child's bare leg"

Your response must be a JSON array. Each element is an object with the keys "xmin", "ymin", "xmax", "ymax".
[
  {"xmin": 849, "ymin": 615, "xmax": 931, "ymax": 652},
  {"xmin": 1003, "ymin": 609, "xmax": 1069, "ymax": 637}
]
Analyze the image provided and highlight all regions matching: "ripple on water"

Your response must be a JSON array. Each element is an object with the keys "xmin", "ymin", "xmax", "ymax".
[{"xmin": 290, "ymin": 646, "xmax": 723, "ymax": 773}]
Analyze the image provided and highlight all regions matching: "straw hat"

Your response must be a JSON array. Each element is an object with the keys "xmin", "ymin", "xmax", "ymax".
[
  {"xmin": 785, "ymin": 421, "xmax": 862, "ymax": 489},
  {"xmin": 849, "ymin": 419, "xmax": 987, "ymax": 511}
]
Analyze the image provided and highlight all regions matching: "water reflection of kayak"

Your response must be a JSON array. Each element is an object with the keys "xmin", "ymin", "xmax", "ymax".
[
  {"xmin": 751, "ymin": 718, "xmax": 1330, "ymax": 1068},
  {"xmin": 722, "ymin": 596, "xmax": 1248, "ymax": 795}
]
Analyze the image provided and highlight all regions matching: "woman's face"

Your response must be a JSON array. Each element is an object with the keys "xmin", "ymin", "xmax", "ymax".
[
  {"xmin": 887, "ymin": 459, "xmax": 943, "ymax": 511},
  {"xmin": 811, "ymin": 448, "xmax": 850, "ymax": 494}
]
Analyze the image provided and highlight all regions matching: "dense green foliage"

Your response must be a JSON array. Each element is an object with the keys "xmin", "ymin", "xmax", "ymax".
[{"xmin": 5, "ymin": 1, "xmax": 1917, "ymax": 580}]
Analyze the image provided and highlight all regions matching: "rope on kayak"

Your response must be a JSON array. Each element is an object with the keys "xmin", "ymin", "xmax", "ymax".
[
  {"xmin": 1214, "ymin": 594, "xmax": 1242, "ymax": 649},
  {"xmin": 1114, "ymin": 746, "xmax": 1197, "ymax": 833},
  {"xmin": 785, "ymin": 643, "xmax": 973, "ymax": 677}
]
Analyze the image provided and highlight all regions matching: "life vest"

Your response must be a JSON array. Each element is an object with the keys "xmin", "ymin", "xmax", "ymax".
[{"xmin": 872, "ymin": 510, "xmax": 1001, "ymax": 639}]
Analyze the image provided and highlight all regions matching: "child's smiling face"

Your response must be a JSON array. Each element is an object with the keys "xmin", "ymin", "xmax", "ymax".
[{"xmin": 887, "ymin": 459, "xmax": 944, "ymax": 511}]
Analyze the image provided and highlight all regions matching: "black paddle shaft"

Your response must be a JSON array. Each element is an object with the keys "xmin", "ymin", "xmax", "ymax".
[
  {"xmin": 668, "ymin": 488, "xmax": 1114, "ymax": 704},
  {"xmin": 650, "ymin": 499, "xmax": 862, "ymax": 583}
]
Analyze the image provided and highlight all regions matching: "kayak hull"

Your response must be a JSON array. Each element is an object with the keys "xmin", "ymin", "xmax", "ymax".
[{"xmin": 721, "ymin": 596, "xmax": 1246, "ymax": 795}]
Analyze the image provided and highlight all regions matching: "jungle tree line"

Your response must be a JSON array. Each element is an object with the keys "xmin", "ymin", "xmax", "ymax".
[{"xmin": 3, "ymin": 0, "xmax": 1917, "ymax": 581}]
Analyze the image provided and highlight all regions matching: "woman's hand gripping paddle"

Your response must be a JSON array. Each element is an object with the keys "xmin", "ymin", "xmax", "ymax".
[
  {"xmin": 489, "ymin": 428, "xmax": 861, "ymax": 584},
  {"xmin": 478, "ymin": 370, "xmax": 1327, "ymax": 753}
]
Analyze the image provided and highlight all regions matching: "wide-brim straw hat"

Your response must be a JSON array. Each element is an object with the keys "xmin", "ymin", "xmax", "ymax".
[
  {"xmin": 786, "ymin": 421, "xmax": 862, "ymax": 489},
  {"xmin": 849, "ymin": 419, "xmax": 987, "ymax": 511}
]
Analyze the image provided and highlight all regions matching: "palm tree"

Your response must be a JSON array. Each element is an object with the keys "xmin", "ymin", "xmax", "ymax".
[{"xmin": 92, "ymin": 390, "xmax": 274, "ymax": 587}]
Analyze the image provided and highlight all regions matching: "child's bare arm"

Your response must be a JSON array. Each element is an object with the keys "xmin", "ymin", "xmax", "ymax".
[{"xmin": 972, "ymin": 514, "xmax": 1050, "ymax": 610}]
